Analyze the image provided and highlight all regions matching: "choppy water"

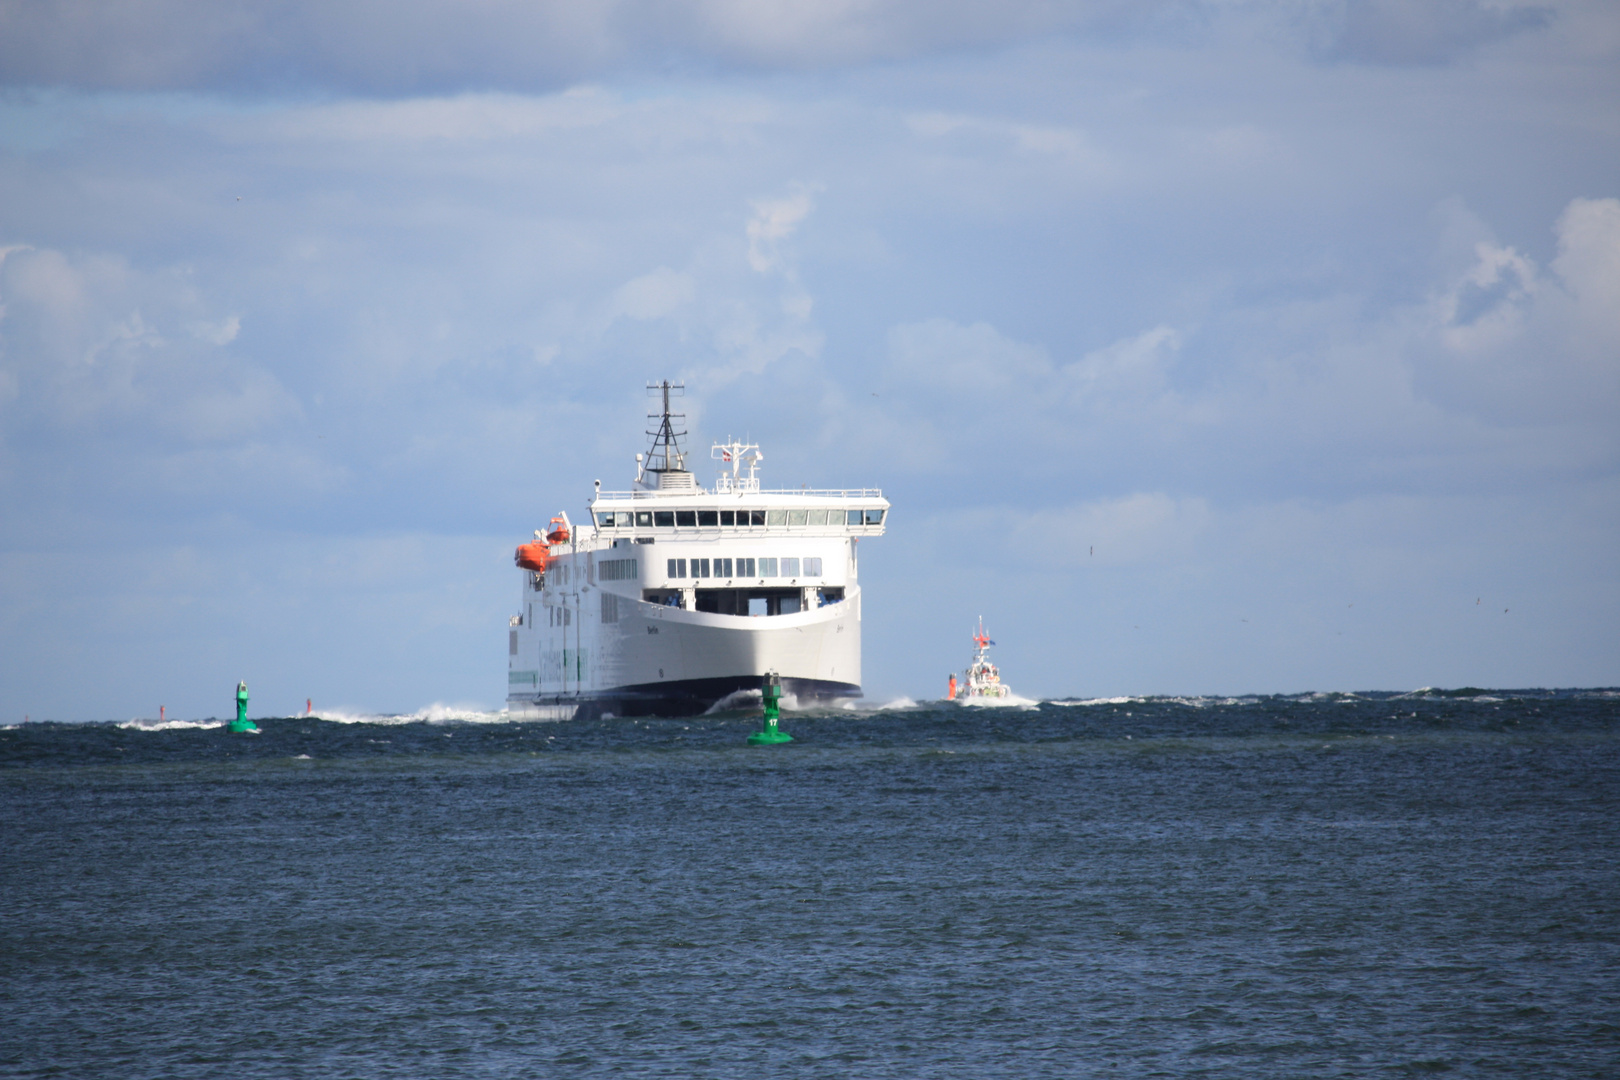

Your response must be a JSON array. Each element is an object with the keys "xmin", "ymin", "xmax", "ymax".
[{"xmin": 4, "ymin": 690, "xmax": 1618, "ymax": 1078}]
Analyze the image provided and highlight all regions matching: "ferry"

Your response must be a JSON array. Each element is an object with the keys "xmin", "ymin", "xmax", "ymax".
[{"xmin": 507, "ymin": 383, "xmax": 888, "ymax": 719}]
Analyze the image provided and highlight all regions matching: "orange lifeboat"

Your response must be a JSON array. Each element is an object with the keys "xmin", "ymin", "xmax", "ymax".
[
  {"xmin": 514, "ymin": 542, "xmax": 549, "ymax": 572},
  {"xmin": 546, "ymin": 515, "xmax": 570, "ymax": 544}
]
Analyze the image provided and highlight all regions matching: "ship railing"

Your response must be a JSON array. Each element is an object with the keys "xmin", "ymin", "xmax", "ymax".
[{"xmin": 594, "ymin": 488, "xmax": 884, "ymax": 500}]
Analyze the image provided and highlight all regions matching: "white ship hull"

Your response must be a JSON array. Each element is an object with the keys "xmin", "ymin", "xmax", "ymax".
[{"xmin": 508, "ymin": 583, "xmax": 863, "ymax": 719}]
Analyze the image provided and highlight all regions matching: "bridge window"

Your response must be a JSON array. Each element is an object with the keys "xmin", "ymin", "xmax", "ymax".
[
  {"xmin": 720, "ymin": 510, "xmax": 735, "ymax": 526},
  {"xmin": 635, "ymin": 511, "xmax": 652, "ymax": 527},
  {"xmin": 594, "ymin": 510, "xmax": 620, "ymax": 526},
  {"xmin": 766, "ymin": 510, "xmax": 787, "ymax": 526},
  {"xmin": 654, "ymin": 511, "xmax": 675, "ymax": 527},
  {"xmin": 750, "ymin": 510, "xmax": 766, "ymax": 526},
  {"xmin": 676, "ymin": 510, "xmax": 696, "ymax": 527},
  {"xmin": 865, "ymin": 508, "xmax": 885, "ymax": 525},
  {"xmin": 698, "ymin": 510, "xmax": 718, "ymax": 526},
  {"xmin": 788, "ymin": 510, "xmax": 807, "ymax": 526}
]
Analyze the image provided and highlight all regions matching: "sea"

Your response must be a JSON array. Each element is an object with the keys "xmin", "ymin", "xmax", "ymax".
[{"xmin": 3, "ymin": 689, "xmax": 1617, "ymax": 1078}]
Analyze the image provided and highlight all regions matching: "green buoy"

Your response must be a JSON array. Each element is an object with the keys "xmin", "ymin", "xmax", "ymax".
[
  {"xmin": 229, "ymin": 680, "xmax": 258, "ymax": 733},
  {"xmin": 747, "ymin": 671, "xmax": 792, "ymax": 746}
]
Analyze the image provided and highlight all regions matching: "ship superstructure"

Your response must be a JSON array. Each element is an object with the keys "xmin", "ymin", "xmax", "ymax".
[{"xmin": 507, "ymin": 382, "xmax": 888, "ymax": 719}]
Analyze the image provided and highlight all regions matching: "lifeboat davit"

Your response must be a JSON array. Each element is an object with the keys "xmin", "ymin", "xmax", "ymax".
[
  {"xmin": 514, "ymin": 542, "xmax": 549, "ymax": 572},
  {"xmin": 546, "ymin": 516, "xmax": 570, "ymax": 544}
]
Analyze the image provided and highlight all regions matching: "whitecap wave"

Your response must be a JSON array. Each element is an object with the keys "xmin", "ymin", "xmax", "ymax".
[
  {"xmin": 306, "ymin": 708, "xmax": 408, "ymax": 725},
  {"xmin": 118, "ymin": 718, "xmax": 226, "ymax": 731},
  {"xmin": 310, "ymin": 703, "xmax": 508, "ymax": 725},
  {"xmin": 1043, "ymin": 694, "xmax": 1266, "ymax": 708},
  {"xmin": 409, "ymin": 703, "xmax": 509, "ymax": 724},
  {"xmin": 833, "ymin": 696, "xmax": 917, "ymax": 713},
  {"xmin": 953, "ymin": 692, "xmax": 1041, "ymax": 709}
]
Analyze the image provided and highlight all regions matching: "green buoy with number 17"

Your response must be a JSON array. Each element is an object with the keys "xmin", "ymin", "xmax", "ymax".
[{"xmin": 747, "ymin": 671, "xmax": 792, "ymax": 745}]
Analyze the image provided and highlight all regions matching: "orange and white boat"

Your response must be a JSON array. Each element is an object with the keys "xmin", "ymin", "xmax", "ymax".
[{"xmin": 950, "ymin": 618, "xmax": 1014, "ymax": 702}]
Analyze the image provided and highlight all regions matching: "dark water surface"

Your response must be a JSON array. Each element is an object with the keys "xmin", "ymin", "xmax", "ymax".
[{"xmin": 4, "ymin": 691, "xmax": 1618, "ymax": 1078}]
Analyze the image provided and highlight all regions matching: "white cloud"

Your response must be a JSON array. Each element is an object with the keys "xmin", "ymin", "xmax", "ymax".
[
  {"xmin": 1, "ymin": 0, "xmax": 1573, "ymax": 101},
  {"xmin": 873, "ymin": 319, "xmax": 1187, "ymax": 477},
  {"xmin": 850, "ymin": 197, "xmax": 1616, "ymax": 502},
  {"xmin": 680, "ymin": 190, "xmax": 826, "ymax": 380},
  {"xmin": 0, "ymin": 1, "xmax": 1212, "ymax": 95},
  {"xmin": 887, "ymin": 318, "xmax": 1049, "ymax": 391},
  {"xmin": 1552, "ymin": 196, "xmax": 1620, "ymax": 341},
  {"xmin": 610, "ymin": 267, "xmax": 697, "ymax": 320},
  {"xmin": 0, "ymin": 246, "xmax": 301, "ymax": 443},
  {"xmin": 1061, "ymin": 326, "xmax": 1179, "ymax": 404},
  {"xmin": 693, "ymin": 0, "xmax": 884, "ymax": 58},
  {"xmin": 746, "ymin": 188, "xmax": 819, "ymax": 273},
  {"xmin": 910, "ymin": 110, "xmax": 1101, "ymax": 156},
  {"xmin": 188, "ymin": 314, "xmax": 241, "ymax": 345},
  {"xmin": 246, "ymin": 89, "xmax": 623, "ymax": 145},
  {"xmin": 1414, "ymin": 195, "xmax": 1620, "ymax": 425}
]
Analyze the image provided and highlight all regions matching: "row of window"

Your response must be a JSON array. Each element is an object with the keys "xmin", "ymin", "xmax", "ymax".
[
  {"xmin": 667, "ymin": 556, "xmax": 823, "ymax": 580},
  {"xmin": 595, "ymin": 508, "xmax": 884, "ymax": 529},
  {"xmin": 598, "ymin": 558, "xmax": 638, "ymax": 581}
]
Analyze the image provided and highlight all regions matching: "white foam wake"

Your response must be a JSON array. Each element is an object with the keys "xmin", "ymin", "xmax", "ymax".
[
  {"xmin": 118, "ymin": 718, "xmax": 227, "ymax": 731},
  {"xmin": 834, "ymin": 696, "xmax": 921, "ymax": 713},
  {"xmin": 304, "ymin": 703, "xmax": 508, "ymax": 725},
  {"xmin": 953, "ymin": 692, "xmax": 1041, "ymax": 709},
  {"xmin": 704, "ymin": 689, "xmax": 762, "ymax": 714}
]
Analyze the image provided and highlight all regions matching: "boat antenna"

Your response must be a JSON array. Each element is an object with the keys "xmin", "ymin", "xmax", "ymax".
[{"xmin": 644, "ymin": 380, "xmax": 687, "ymax": 473}]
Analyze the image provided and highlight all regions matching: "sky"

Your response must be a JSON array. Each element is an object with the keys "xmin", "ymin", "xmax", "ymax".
[{"xmin": 1, "ymin": 0, "xmax": 1617, "ymax": 720}]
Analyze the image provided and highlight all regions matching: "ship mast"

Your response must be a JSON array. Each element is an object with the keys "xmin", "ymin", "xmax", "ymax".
[
  {"xmin": 637, "ymin": 380, "xmax": 697, "ymax": 491},
  {"xmin": 645, "ymin": 380, "xmax": 686, "ymax": 473}
]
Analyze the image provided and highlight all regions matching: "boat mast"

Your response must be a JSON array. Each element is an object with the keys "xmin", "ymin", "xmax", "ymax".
[{"xmin": 644, "ymin": 380, "xmax": 686, "ymax": 475}]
